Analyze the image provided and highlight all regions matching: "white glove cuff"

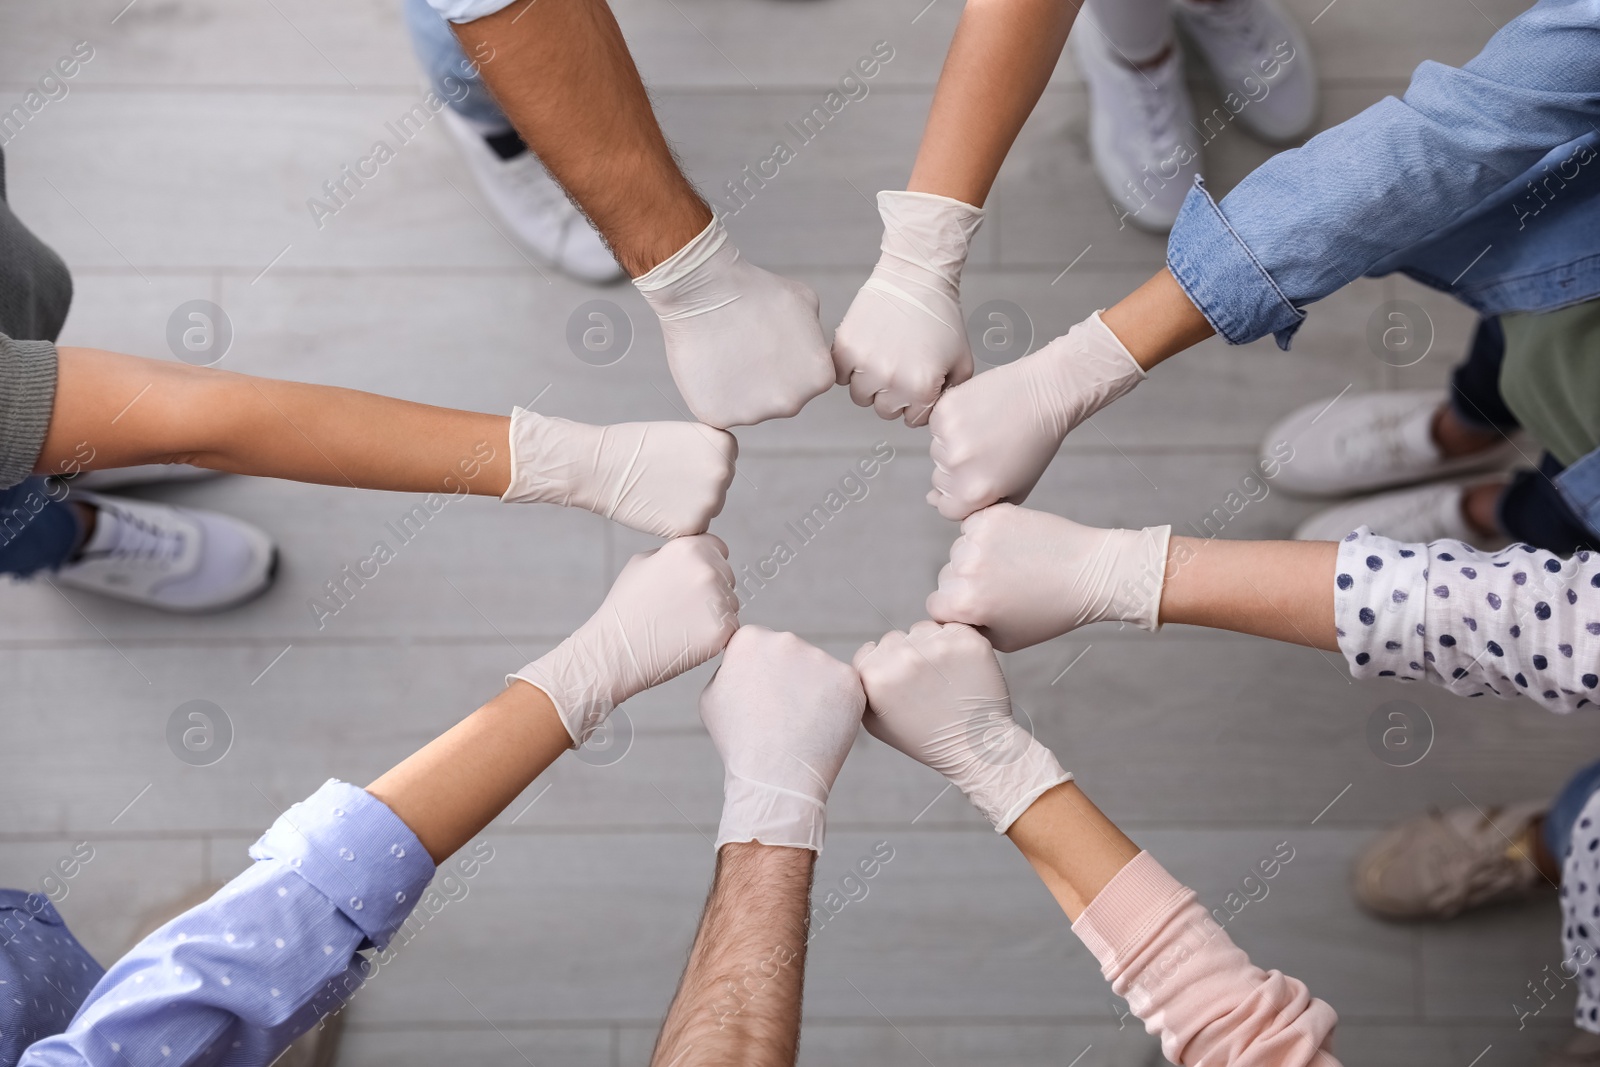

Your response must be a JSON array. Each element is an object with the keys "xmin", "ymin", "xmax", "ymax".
[
  {"xmin": 501, "ymin": 407, "xmax": 592, "ymax": 508},
  {"xmin": 632, "ymin": 217, "xmax": 729, "ymax": 296},
  {"xmin": 962, "ymin": 734, "xmax": 1074, "ymax": 833},
  {"xmin": 508, "ymin": 640, "xmax": 617, "ymax": 749},
  {"xmin": 714, "ymin": 772, "xmax": 828, "ymax": 853},
  {"xmin": 874, "ymin": 190, "xmax": 984, "ymax": 288},
  {"xmin": 1103, "ymin": 524, "xmax": 1174, "ymax": 632},
  {"xmin": 1037, "ymin": 311, "xmax": 1148, "ymax": 438}
]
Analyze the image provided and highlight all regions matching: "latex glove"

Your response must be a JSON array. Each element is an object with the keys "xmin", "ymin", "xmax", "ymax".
[
  {"xmin": 634, "ymin": 217, "xmax": 835, "ymax": 429},
  {"xmin": 927, "ymin": 311, "xmax": 1145, "ymax": 520},
  {"xmin": 832, "ymin": 191, "xmax": 984, "ymax": 427},
  {"xmin": 699, "ymin": 626, "xmax": 866, "ymax": 852},
  {"xmin": 927, "ymin": 503, "xmax": 1172, "ymax": 650},
  {"xmin": 853, "ymin": 621, "xmax": 1070, "ymax": 832},
  {"xmin": 510, "ymin": 534, "xmax": 739, "ymax": 745},
  {"xmin": 501, "ymin": 407, "xmax": 737, "ymax": 538}
]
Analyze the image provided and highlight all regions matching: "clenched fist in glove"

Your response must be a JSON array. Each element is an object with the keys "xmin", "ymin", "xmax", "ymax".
[
  {"xmin": 501, "ymin": 407, "xmax": 737, "ymax": 538},
  {"xmin": 700, "ymin": 626, "xmax": 866, "ymax": 852},
  {"xmin": 854, "ymin": 622, "xmax": 1071, "ymax": 832},
  {"xmin": 927, "ymin": 503, "xmax": 1172, "ymax": 651},
  {"xmin": 926, "ymin": 311, "xmax": 1145, "ymax": 520},
  {"xmin": 510, "ymin": 534, "xmax": 739, "ymax": 746},
  {"xmin": 832, "ymin": 191, "xmax": 984, "ymax": 427},
  {"xmin": 634, "ymin": 218, "xmax": 835, "ymax": 429}
]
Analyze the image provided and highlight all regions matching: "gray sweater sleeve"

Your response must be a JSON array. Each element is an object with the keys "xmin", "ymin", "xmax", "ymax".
[{"xmin": 0, "ymin": 333, "xmax": 57, "ymax": 489}]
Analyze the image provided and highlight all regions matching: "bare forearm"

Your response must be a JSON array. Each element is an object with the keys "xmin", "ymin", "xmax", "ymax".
[
  {"xmin": 42, "ymin": 347, "xmax": 511, "ymax": 496},
  {"xmin": 907, "ymin": 0, "xmax": 1078, "ymax": 206},
  {"xmin": 1099, "ymin": 269, "xmax": 1215, "ymax": 371},
  {"xmin": 1006, "ymin": 782, "xmax": 1140, "ymax": 921},
  {"xmin": 652, "ymin": 843, "xmax": 814, "ymax": 1067},
  {"xmin": 452, "ymin": 0, "xmax": 710, "ymax": 275},
  {"xmin": 366, "ymin": 681, "xmax": 572, "ymax": 863},
  {"xmin": 1159, "ymin": 536, "xmax": 1339, "ymax": 650}
]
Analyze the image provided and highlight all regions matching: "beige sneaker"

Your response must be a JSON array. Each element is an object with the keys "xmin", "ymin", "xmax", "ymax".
[
  {"xmin": 1352, "ymin": 801, "xmax": 1549, "ymax": 920},
  {"xmin": 125, "ymin": 884, "xmax": 343, "ymax": 1066},
  {"xmin": 1544, "ymin": 1030, "xmax": 1600, "ymax": 1067}
]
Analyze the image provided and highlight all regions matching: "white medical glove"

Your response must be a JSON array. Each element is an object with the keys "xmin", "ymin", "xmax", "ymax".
[
  {"xmin": 926, "ymin": 311, "xmax": 1145, "ymax": 520},
  {"xmin": 510, "ymin": 534, "xmax": 739, "ymax": 746},
  {"xmin": 634, "ymin": 217, "xmax": 835, "ymax": 429},
  {"xmin": 854, "ymin": 622, "xmax": 1070, "ymax": 832},
  {"xmin": 501, "ymin": 407, "xmax": 737, "ymax": 538},
  {"xmin": 699, "ymin": 626, "xmax": 866, "ymax": 852},
  {"xmin": 832, "ymin": 191, "xmax": 984, "ymax": 427},
  {"xmin": 926, "ymin": 503, "xmax": 1172, "ymax": 651}
]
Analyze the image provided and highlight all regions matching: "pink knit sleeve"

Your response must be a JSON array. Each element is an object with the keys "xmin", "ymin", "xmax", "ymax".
[{"xmin": 1071, "ymin": 852, "xmax": 1341, "ymax": 1067}]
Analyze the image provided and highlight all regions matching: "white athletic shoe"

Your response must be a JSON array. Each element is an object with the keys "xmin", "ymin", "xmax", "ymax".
[
  {"xmin": 55, "ymin": 492, "xmax": 278, "ymax": 612},
  {"xmin": 1263, "ymin": 389, "xmax": 1519, "ymax": 497},
  {"xmin": 1071, "ymin": 5, "xmax": 1200, "ymax": 232},
  {"xmin": 1174, "ymin": 0, "xmax": 1318, "ymax": 144},
  {"xmin": 440, "ymin": 107, "xmax": 625, "ymax": 284},
  {"xmin": 68, "ymin": 464, "xmax": 220, "ymax": 491},
  {"xmin": 1293, "ymin": 481, "xmax": 1495, "ymax": 546}
]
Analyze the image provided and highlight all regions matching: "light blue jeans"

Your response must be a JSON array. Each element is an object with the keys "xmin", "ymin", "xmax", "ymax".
[{"xmin": 402, "ymin": 0, "xmax": 513, "ymax": 133}]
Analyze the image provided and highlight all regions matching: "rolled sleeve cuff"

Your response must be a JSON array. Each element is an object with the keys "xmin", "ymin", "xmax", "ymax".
[
  {"xmin": 1071, "ymin": 852, "xmax": 1192, "ymax": 970},
  {"xmin": 1165, "ymin": 177, "xmax": 1306, "ymax": 350},
  {"xmin": 0, "ymin": 336, "xmax": 58, "ymax": 489},
  {"xmin": 249, "ymin": 780, "xmax": 434, "ymax": 951},
  {"xmin": 1334, "ymin": 526, "xmax": 1428, "ymax": 683},
  {"xmin": 423, "ymin": 0, "xmax": 518, "ymax": 21}
]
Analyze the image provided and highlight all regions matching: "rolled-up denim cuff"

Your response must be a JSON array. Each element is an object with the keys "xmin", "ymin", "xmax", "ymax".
[
  {"xmin": 1165, "ymin": 177, "xmax": 1306, "ymax": 350},
  {"xmin": 1554, "ymin": 446, "xmax": 1600, "ymax": 543}
]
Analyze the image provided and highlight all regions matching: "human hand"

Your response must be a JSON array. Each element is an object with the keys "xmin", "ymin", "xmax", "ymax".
[
  {"xmin": 501, "ymin": 407, "xmax": 737, "ymax": 538},
  {"xmin": 853, "ymin": 622, "xmax": 1070, "ymax": 831},
  {"xmin": 510, "ymin": 533, "xmax": 739, "ymax": 745},
  {"xmin": 635, "ymin": 218, "xmax": 834, "ymax": 429},
  {"xmin": 699, "ymin": 626, "xmax": 866, "ymax": 852},
  {"xmin": 926, "ymin": 311, "xmax": 1144, "ymax": 520},
  {"xmin": 926, "ymin": 503, "xmax": 1171, "ymax": 650},
  {"xmin": 831, "ymin": 191, "xmax": 983, "ymax": 427}
]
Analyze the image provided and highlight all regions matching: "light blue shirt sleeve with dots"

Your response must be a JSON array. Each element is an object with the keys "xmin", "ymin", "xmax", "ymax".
[{"xmin": 20, "ymin": 780, "xmax": 435, "ymax": 1067}]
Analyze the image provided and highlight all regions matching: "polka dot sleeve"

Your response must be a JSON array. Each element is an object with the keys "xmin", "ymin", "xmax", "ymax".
[
  {"xmin": 1335, "ymin": 526, "xmax": 1600, "ymax": 714},
  {"xmin": 19, "ymin": 780, "xmax": 438, "ymax": 1067}
]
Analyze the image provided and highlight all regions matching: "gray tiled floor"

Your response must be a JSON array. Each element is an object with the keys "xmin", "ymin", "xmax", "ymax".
[{"xmin": 0, "ymin": 0, "xmax": 1576, "ymax": 1064}]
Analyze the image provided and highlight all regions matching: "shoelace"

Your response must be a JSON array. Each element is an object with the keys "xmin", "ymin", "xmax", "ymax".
[{"xmin": 82, "ymin": 505, "xmax": 186, "ymax": 568}]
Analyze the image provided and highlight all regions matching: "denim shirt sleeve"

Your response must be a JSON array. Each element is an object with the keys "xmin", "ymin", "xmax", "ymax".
[
  {"xmin": 1168, "ymin": 0, "xmax": 1600, "ymax": 349},
  {"xmin": 20, "ymin": 780, "xmax": 435, "ymax": 1067}
]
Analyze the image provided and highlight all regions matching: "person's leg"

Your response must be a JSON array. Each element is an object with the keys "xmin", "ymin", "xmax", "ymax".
[
  {"xmin": 1446, "ymin": 315, "xmax": 1521, "ymax": 441},
  {"xmin": 1086, "ymin": 0, "xmax": 1172, "ymax": 65},
  {"xmin": 403, "ymin": 0, "xmax": 513, "ymax": 134},
  {"xmin": 1497, "ymin": 454, "xmax": 1600, "ymax": 554},
  {"xmin": 0, "ymin": 477, "xmax": 83, "ymax": 578},
  {"xmin": 403, "ymin": 0, "xmax": 623, "ymax": 282}
]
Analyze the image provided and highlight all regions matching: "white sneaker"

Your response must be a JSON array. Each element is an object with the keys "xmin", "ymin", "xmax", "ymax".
[
  {"xmin": 67, "ymin": 463, "xmax": 220, "ymax": 491},
  {"xmin": 440, "ymin": 107, "xmax": 625, "ymax": 284},
  {"xmin": 55, "ymin": 492, "xmax": 278, "ymax": 613},
  {"xmin": 1071, "ymin": 5, "xmax": 1201, "ymax": 232},
  {"xmin": 1174, "ymin": 0, "xmax": 1318, "ymax": 143},
  {"xmin": 1293, "ymin": 481, "xmax": 1495, "ymax": 545},
  {"xmin": 1264, "ymin": 389, "xmax": 1519, "ymax": 497}
]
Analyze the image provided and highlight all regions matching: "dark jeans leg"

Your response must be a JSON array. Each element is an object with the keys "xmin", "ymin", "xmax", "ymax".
[
  {"xmin": 0, "ymin": 477, "xmax": 81, "ymax": 577},
  {"xmin": 1498, "ymin": 453, "xmax": 1600, "ymax": 554},
  {"xmin": 1449, "ymin": 316, "xmax": 1520, "ymax": 432}
]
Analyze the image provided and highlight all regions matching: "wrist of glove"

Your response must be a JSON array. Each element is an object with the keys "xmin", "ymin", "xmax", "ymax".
[
  {"xmin": 955, "ymin": 728, "xmax": 1074, "ymax": 833},
  {"xmin": 501, "ymin": 407, "xmax": 736, "ymax": 538},
  {"xmin": 1030, "ymin": 310, "xmax": 1147, "ymax": 440}
]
